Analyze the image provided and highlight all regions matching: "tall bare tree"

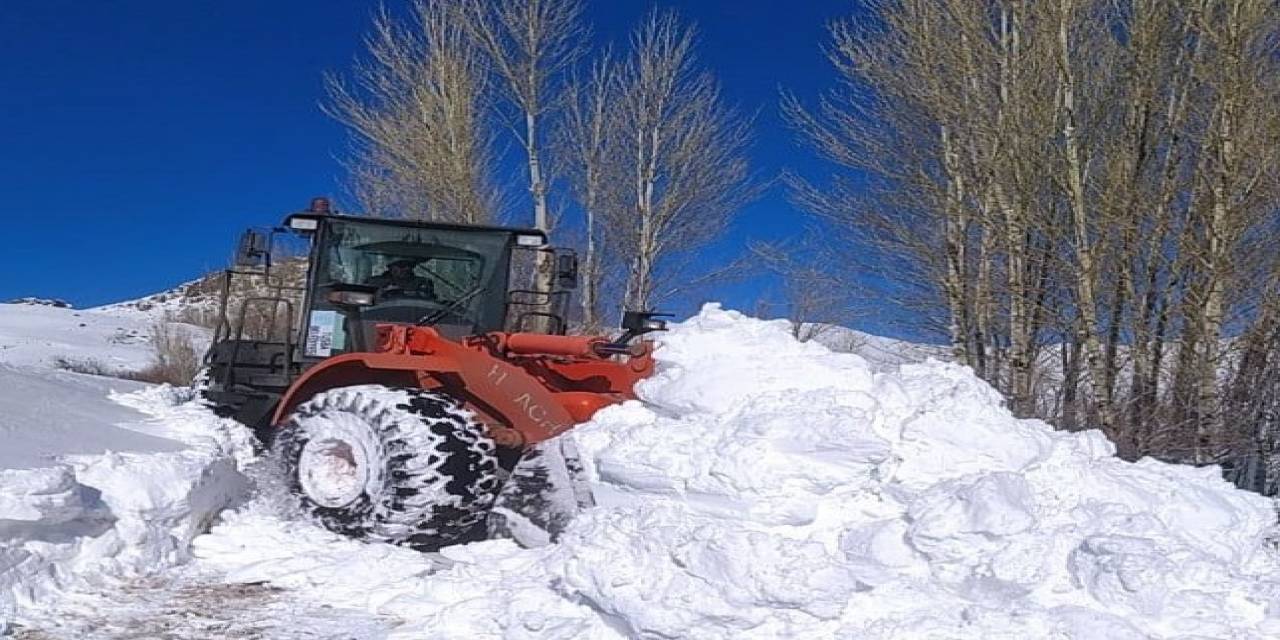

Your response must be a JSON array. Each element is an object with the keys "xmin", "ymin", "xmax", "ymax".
[
  {"xmin": 749, "ymin": 231, "xmax": 866, "ymax": 343},
  {"xmin": 610, "ymin": 10, "xmax": 755, "ymax": 311},
  {"xmin": 791, "ymin": 0, "xmax": 1280, "ymax": 486},
  {"xmin": 326, "ymin": 0, "xmax": 496, "ymax": 223},
  {"xmin": 557, "ymin": 51, "xmax": 622, "ymax": 330},
  {"xmin": 457, "ymin": 0, "xmax": 584, "ymax": 233}
]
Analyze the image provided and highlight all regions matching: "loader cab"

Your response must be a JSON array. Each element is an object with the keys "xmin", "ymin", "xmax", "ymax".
[
  {"xmin": 203, "ymin": 198, "xmax": 575, "ymax": 429},
  {"xmin": 291, "ymin": 213, "xmax": 542, "ymax": 356}
]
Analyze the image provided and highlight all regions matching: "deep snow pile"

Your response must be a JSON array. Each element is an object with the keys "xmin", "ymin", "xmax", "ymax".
[
  {"xmin": 803, "ymin": 322, "xmax": 945, "ymax": 369},
  {"xmin": 0, "ymin": 377, "xmax": 254, "ymax": 633},
  {"xmin": 190, "ymin": 304, "xmax": 1280, "ymax": 639},
  {"xmin": 0, "ymin": 366, "xmax": 179, "ymax": 469}
]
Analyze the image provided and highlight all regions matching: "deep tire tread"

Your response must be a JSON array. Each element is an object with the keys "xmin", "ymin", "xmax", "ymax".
[{"xmin": 274, "ymin": 385, "xmax": 500, "ymax": 551}]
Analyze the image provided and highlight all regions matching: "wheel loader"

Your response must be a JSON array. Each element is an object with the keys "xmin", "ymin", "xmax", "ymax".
[{"xmin": 201, "ymin": 198, "xmax": 665, "ymax": 550}]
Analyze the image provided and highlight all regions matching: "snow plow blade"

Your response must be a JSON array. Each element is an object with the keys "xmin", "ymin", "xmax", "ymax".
[{"xmin": 487, "ymin": 437, "xmax": 595, "ymax": 547}]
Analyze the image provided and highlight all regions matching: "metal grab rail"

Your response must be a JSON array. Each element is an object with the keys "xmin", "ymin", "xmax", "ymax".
[
  {"xmin": 505, "ymin": 288, "xmax": 571, "ymax": 335},
  {"xmin": 224, "ymin": 296, "xmax": 297, "ymax": 388}
]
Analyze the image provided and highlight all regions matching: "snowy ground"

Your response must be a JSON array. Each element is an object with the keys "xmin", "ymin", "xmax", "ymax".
[
  {"xmin": 0, "ymin": 303, "xmax": 251, "ymax": 636},
  {"xmin": 3, "ymin": 303, "xmax": 1280, "ymax": 638},
  {"xmin": 0, "ymin": 302, "xmax": 208, "ymax": 375},
  {"xmin": 0, "ymin": 304, "xmax": 156, "ymax": 373}
]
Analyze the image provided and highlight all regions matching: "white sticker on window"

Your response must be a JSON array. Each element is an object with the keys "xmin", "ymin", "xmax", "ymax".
[{"xmin": 305, "ymin": 310, "xmax": 338, "ymax": 357}]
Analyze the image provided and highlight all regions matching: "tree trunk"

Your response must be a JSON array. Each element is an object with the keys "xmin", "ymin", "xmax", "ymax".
[
  {"xmin": 940, "ymin": 126, "xmax": 973, "ymax": 367},
  {"xmin": 1057, "ymin": 0, "xmax": 1114, "ymax": 437}
]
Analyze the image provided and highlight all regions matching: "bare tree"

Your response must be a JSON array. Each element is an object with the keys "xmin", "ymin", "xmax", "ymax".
[
  {"xmin": 791, "ymin": 0, "xmax": 1280, "ymax": 488},
  {"xmin": 749, "ymin": 230, "xmax": 866, "ymax": 343},
  {"xmin": 557, "ymin": 51, "xmax": 623, "ymax": 331},
  {"xmin": 326, "ymin": 0, "xmax": 497, "ymax": 223},
  {"xmin": 1189, "ymin": 0, "xmax": 1280, "ymax": 460},
  {"xmin": 783, "ymin": 0, "xmax": 1025, "ymax": 390},
  {"xmin": 609, "ymin": 10, "xmax": 755, "ymax": 311},
  {"xmin": 457, "ymin": 0, "xmax": 584, "ymax": 233}
]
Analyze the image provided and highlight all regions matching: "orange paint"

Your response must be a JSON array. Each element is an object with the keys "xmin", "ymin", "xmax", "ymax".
[{"xmin": 272, "ymin": 323, "xmax": 655, "ymax": 449}]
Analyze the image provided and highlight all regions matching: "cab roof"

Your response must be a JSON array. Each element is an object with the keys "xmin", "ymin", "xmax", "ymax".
[{"xmin": 283, "ymin": 210, "xmax": 548, "ymax": 242}]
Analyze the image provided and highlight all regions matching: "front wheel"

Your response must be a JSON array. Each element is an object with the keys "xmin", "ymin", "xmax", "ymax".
[{"xmin": 273, "ymin": 385, "xmax": 500, "ymax": 550}]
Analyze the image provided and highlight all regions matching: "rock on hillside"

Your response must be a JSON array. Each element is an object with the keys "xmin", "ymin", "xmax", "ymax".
[
  {"xmin": 91, "ymin": 258, "xmax": 308, "ymax": 329},
  {"xmin": 5, "ymin": 297, "xmax": 73, "ymax": 308}
]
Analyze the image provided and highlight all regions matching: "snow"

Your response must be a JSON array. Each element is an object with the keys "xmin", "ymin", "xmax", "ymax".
[
  {"xmin": 0, "ymin": 381, "xmax": 253, "ymax": 634},
  {"xmin": 0, "ymin": 302, "xmax": 253, "ymax": 634},
  {"xmin": 87, "ymin": 277, "xmax": 215, "ymax": 319},
  {"xmin": 4, "ymin": 302, "xmax": 1280, "ymax": 638},
  {"xmin": 803, "ymin": 321, "xmax": 946, "ymax": 369},
  {"xmin": 0, "ymin": 366, "xmax": 180, "ymax": 469},
  {"xmin": 0, "ymin": 303, "xmax": 156, "ymax": 373},
  {"xmin": 0, "ymin": 302, "xmax": 209, "ymax": 375}
]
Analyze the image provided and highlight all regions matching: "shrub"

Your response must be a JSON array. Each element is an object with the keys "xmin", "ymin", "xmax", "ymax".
[{"xmin": 131, "ymin": 321, "xmax": 203, "ymax": 385}]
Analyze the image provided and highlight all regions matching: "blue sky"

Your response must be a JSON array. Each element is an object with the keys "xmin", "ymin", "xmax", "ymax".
[{"xmin": 0, "ymin": 1, "xmax": 898, "ymax": 332}]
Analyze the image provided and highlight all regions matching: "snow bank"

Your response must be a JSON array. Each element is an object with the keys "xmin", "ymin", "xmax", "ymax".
[
  {"xmin": 554, "ymin": 307, "xmax": 1280, "ymax": 638},
  {"xmin": 193, "ymin": 304, "xmax": 1280, "ymax": 639},
  {"xmin": 0, "ymin": 365, "xmax": 180, "ymax": 469},
  {"xmin": 0, "ymin": 380, "xmax": 253, "ymax": 632}
]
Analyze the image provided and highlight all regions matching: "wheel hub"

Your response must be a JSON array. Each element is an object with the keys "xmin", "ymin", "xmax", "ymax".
[{"xmin": 298, "ymin": 437, "xmax": 370, "ymax": 508}]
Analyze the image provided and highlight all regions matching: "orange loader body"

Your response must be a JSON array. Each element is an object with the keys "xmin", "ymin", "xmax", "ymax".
[
  {"xmin": 202, "ymin": 200, "xmax": 668, "ymax": 549},
  {"xmin": 271, "ymin": 323, "xmax": 655, "ymax": 449}
]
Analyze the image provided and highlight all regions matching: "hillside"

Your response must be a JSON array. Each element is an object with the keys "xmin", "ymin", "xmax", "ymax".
[{"xmin": 91, "ymin": 258, "xmax": 308, "ymax": 329}]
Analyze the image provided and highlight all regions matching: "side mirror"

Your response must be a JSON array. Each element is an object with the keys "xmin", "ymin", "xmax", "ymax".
[
  {"xmin": 555, "ymin": 252, "xmax": 579, "ymax": 290},
  {"xmin": 234, "ymin": 229, "xmax": 269, "ymax": 267}
]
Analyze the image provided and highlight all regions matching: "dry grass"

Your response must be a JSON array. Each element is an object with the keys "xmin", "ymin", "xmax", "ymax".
[
  {"xmin": 53, "ymin": 322, "xmax": 202, "ymax": 386},
  {"xmin": 133, "ymin": 321, "xmax": 203, "ymax": 385}
]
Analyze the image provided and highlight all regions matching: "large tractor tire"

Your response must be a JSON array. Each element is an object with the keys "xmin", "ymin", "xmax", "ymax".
[{"xmin": 273, "ymin": 385, "xmax": 500, "ymax": 550}]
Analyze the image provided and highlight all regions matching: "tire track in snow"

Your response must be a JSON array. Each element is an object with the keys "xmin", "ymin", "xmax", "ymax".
[{"xmin": 10, "ymin": 566, "xmax": 396, "ymax": 640}]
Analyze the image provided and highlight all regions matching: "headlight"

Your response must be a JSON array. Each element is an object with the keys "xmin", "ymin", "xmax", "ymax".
[{"xmin": 289, "ymin": 217, "xmax": 319, "ymax": 231}]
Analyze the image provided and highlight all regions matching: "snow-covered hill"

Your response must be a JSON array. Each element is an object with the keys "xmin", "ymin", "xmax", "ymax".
[
  {"xmin": 3, "ymin": 303, "xmax": 1279, "ymax": 638},
  {"xmin": 89, "ymin": 277, "xmax": 218, "ymax": 319},
  {"xmin": 90, "ymin": 258, "xmax": 307, "ymax": 325},
  {"xmin": 0, "ymin": 303, "xmax": 157, "ymax": 373}
]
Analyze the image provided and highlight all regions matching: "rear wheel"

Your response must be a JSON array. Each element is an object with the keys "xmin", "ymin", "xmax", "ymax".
[{"xmin": 273, "ymin": 385, "xmax": 500, "ymax": 550}]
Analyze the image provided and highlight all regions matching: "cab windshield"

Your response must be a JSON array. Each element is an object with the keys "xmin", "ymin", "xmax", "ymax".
[{"xmin": 304, "ymin": 218, "xmax": 513, "ymax": 356}]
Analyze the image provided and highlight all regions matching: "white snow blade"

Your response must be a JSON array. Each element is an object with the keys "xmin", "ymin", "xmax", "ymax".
[{"xmin": 487, "ymin": 437, "xmax": 594, "ymax": 547}]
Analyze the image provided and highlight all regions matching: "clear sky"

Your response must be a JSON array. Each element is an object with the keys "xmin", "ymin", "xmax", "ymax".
[{"xmin": 1, "ymin": 0, "xmax": 876, "ymax": 328}]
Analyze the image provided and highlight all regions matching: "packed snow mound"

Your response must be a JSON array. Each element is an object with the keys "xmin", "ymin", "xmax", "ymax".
[
  {"xmin": 0, "ymin": 380, "xmax": 254, "ymax": 633},
  {"xmin": 0, "ymin": 365, "xmax": 181, "ymax": 469},
  {"xmin": 193, "ymin": 304, "xmax": 1280, "ymax": 639},
  {"xmin": 557, "ymin": 306, "xmax": 1280, "ymax": 638}
]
